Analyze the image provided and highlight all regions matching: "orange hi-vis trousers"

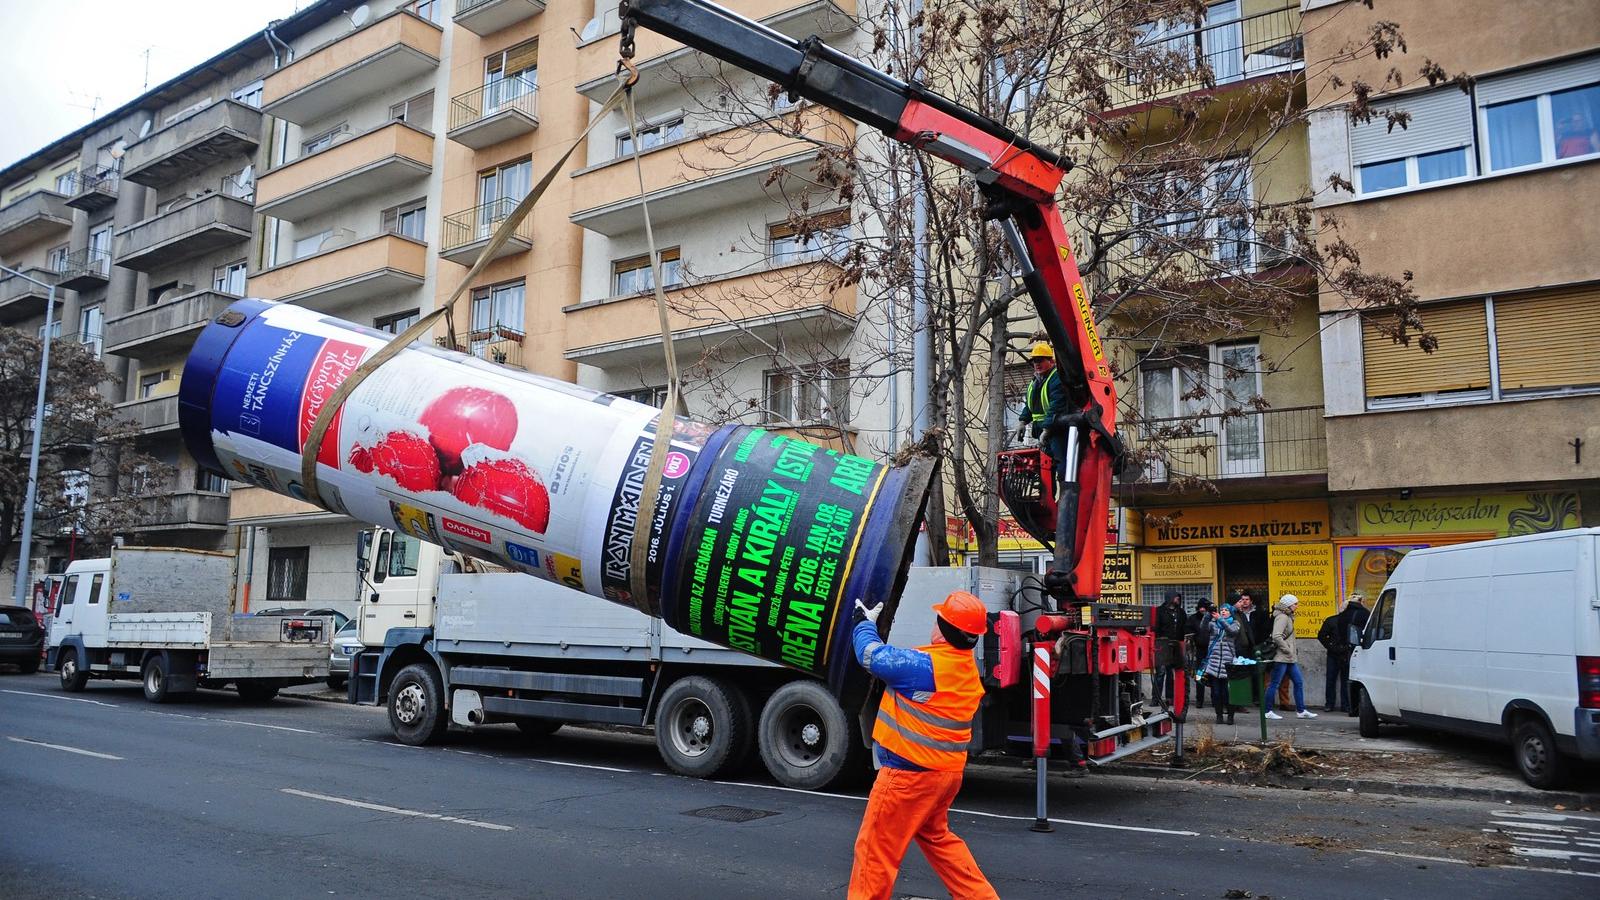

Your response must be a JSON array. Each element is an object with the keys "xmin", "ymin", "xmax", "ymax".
[{"xmin": 848, "ymin": 766, "xmax": 999, "ymax": 900}]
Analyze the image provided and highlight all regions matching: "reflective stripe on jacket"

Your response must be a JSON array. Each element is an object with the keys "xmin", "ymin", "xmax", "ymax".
[
  {"xmin": 1026, "ymin": 369, "xmax": 1060, "ymax": 424},
  {"xmin": 872, "ymin": 642, "xmax": 984, "ymax": 772}
]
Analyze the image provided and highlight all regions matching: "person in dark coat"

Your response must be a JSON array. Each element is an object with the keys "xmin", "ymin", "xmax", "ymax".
[
  {"xmin": 1341, "ymin": 594, "xmax": 1370, "ymax": 715},
  {"xmin": 1239, "ymin": 591, "xmax": 1271, "ymax": 649},
  {"xmin": 1152, "ymin": 590, "xmax": 1187, "ymax": 706},
  {"xmin": 1185, "ymin": 598, "xmax": 1215, "ymax": 706}
]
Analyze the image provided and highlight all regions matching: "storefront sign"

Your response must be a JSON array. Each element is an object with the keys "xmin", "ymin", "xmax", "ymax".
[
  {"xmin": 1102, "ymin": 548, "xmax": 1136, "ymax": 604},
  {"xmin": 1138, "ymin": 548, "xmax": 1215, "ymax": 583},
  {"xmin": 1356, "ymin": 493, "xmax": 1580, "ymax": 538},
  {"xmin": 1141, "ymin": 500, "xmax": 1330, "ymax": 548},
  {"xmin": 1267, "ymin": 543, "xmax": 1338, "ymax": 639}
]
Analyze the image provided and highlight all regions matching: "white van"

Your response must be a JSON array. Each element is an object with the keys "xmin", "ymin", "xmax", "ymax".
[{"xmin": 1350, "ymin": 528, "xmax": 1600, "ymax": 788}]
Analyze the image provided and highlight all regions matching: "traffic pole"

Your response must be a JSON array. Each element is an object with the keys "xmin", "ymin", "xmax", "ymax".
[
  {"xmin": 1029, "ymin": 641, "xmax": 1053, "ymax": 833},
  {"xmin": 1170, "ymin": 656, "xmax": 1188, "ymax": 768}
]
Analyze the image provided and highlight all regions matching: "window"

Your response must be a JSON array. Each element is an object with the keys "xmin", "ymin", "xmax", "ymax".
[
  {"xmin": 382, "ymin": 199, "xmax": 427, "ymax": 241},
  {"xmin": 376, "ymin": 309, "xmax": 421, "ymax": 334},
  {"xmin": 79, "ymin": 306, "xmax": 103, "ymax": 358},
  {"xmin": 1131, "ymin": 158, "xmax": 1256, "ymax": 267},
  {"xmin": 266, "ymin": 547, "xmax": 310, "ymax": 603},
  {"xmin": 374, "ymin": 532, "xmax": 420, "ymax": 580},
  {"xmin": 479, "ymin": 159, "xmax": 532, "ymax": 208},
  {"xmin": 46, "ymin": 244, "xmax": 69, "ymax": 273},
  {"xmin": 1001, "ymin": 363, "xmax": 1033, "ymax": 449},
  {"xmin": 88, "ymin": 223, "xmax": 112, "ymax": 258},
  {"xmin": 768, "ymin": 210, "xmax": 850, "ymax": 264},
  {"xmin": 617, "ymin": 116, "xmax": 685, "ymax": 156},
  {"xmin": 54, "ymin": 171, "xmax": 74, "ymax": 194},
  {"xmin": 390, "ymin": 91, "xmax": 434, "ymax": 129},
  {"xmin": 231, "ymin": 79, "xmax": 264, "ymax": 109},
  {"xmin": 764, "ymin": 361, "xmax": 850, "ymax": 426},
  {"xmin": 1366, "ymin": 588, "xmax": 1397, "ymax": 644},
  {"xmin": 300, "ymin": 123, "xmax": 347, "ymax": 157},
  {"xmin": 990, "ymin": 49, "xmax": 1041, "ymax": 115},
  {"xmin": 1350, "ymin": 85, "xmax": 1475, "ymax": 195},
  {"xmin": 617, "ymin": 385, "xmax": 669, "ymax": 408},
  {"xmin": 1139, "ymin": 341, "xmax": 1260, "ymax": 420},
  {"xmin": 213, "ymin": 260, "xmax": 247, "ymax": 296},
  {"xmin": 96, "ymin": 139, "xmax": 125, "ymax": 173},
  {"xmin": 485, "ymin": 40, "xmax": 538, "ymax": 113},
  {"xmin": 138, "ymin": 370, "xmax": 171, "ymax": 399},
  {"xmin": 58, "ymin": 575, "xmax": 78, "ymax": 611},
  {"xmin": 86, "ymin": 574, "xmax": 104, "ymax": 605},
  {"xmin": 61, "ymin": 470, "xmax": 90, "ymax": 510},
  {"xmin": 612, "ymin": 247, "xmax": 682, "ymax": 296},
  {"xmin": 197, "ymin": 470, "xmax": 230, "ymax": 493},
  {"xmin": 471, "ymin": 281, "xmax": 526, "ymax": 352},
  {"xmin": 1132, "ymin": 1, "xmax": 1250, "ymax": 86},
  {"xmin": 38, "ymin": 320, "xmax": 61, "ymax": 340},
  {"xmin": 408, "ymin": 0, "xmax": 441, "ymax": 25},
  {"xmin": 1481, "ymin": 59, "xmax": 1600, "ymax": 171}
]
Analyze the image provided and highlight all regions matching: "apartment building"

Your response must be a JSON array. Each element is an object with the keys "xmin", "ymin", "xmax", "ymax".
[{"xmin": 1305, "ymin": 0, "xmax": 1600, "ymax": 600}]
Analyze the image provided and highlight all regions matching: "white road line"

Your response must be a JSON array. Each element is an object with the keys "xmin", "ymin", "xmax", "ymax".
[
  {"xmin": 1511, "ymin": 846, "xmax": 1600, "ymax": 863},
  {"xmin": 710, "ymin": 779, "xmax": 1198, "ymax": 837},
  {"xmin": 211, "ymin": 719, "xmax": 321, "ymax": 735},
  {"xmin": 280, "ymin": 788, "xmax": 513, "ymax": 831},
  {"xmin": 361, "ymin": 738, "xmax": 423, "ymax": 749},
  {"xmin": 532, "ymin": 759, "xmax": 633, "ymax": 773},
  {"xmin": 1357, "ymin": 848, "xmax": 1600, "ymax": 879},
  {"xmin": 1, "ymin": 689, "xmax": 118, "ymax": 707},
  {"xmin": 1490, "ymin": 820, "xmax": 1580, "ymax": 833},
  {"xmin": 7, "ymin": 736, "xmax": 123, "ymax": 760}
]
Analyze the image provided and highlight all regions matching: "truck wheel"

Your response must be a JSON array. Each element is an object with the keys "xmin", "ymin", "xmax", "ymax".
[
  {"xmin": 236, "ymin": 682, "xmax": 279, "ymax": 703},
  {"xmin": 326, "ymin": 676, "xmax": 347, "ymax": 691},
  {"xmin": 515, "ymin": 718, "xmax": 564, "ymax": 738},
  {"xmin": 142, "ymin": 657, "xmax": 172, "ymax": 704},
  {"xmin": 654, "ymin": 676, "xmax": 752, "ymax": 779},
  {"xmin": 759, "ymin": 680, "xmax": 859, "ymax": 791},
  {"xmin": 59, "ymin": 652, "xmax": 88, "ymax": 692},
  {"xmin": 1357, "ymin": 687, "xmax": 1380, "ymax": 739},
  {"xmin": 389, "ymin": 663, "xmax": 448, "ymax": 745},
  {"xmin": 1513, "ymin": 716, "xmax": 1570, "ymax": 789}
]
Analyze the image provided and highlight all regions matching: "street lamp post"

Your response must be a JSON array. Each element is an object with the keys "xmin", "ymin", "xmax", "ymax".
[{"xmin": 1, "ymin": 263, "xmax": 57, "ymax": 605}]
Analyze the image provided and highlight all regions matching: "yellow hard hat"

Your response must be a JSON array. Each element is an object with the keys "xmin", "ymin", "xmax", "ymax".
[{"xmin": 1029, "ymin": 342, "xmax": 1054, "ymax": 360}]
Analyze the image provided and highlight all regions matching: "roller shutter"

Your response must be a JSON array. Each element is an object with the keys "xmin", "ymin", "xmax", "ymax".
[
  {"xmin": 1348, "ymin": 86, "xmax": 1474, "ymax": 166},
  {"xmin": 1493, "ymin": 284, "xmax": 1600, "ymax": 391},
  {"xmin": 1362, "ymin": 300, "xmax": 1489, "ymax": 398}
]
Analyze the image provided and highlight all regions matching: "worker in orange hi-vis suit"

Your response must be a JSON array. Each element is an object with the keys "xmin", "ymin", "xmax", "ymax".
[{"xmin": 847, "ymin": 591, "xmax": 998, "ymax": 900}]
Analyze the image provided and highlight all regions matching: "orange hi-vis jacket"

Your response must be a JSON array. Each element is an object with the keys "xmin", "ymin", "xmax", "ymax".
[{"xmin": 871, "ymin": 642, "xmax": 984, "ymax": 771}]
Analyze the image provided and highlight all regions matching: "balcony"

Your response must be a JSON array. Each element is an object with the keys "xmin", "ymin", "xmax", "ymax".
[
  {"xmin": 575, "ymin": 0, "xmax": 857, "ymax": 99},
  {"xmin": 129, "ymin": 490, "xmax": 231, "ymax": 533},
  {"xmin": 120, "ymin": 100, "xmax": 263, "ymax": 189},
  {"xmin": 1109, "ymin": 3, "xmax": 1303, "ymax": 119},
  {"xmin": 0, "ymin": 190, "xmax": 72, "ymax": 256},
  {"xmin": 446, "ymin": 77, "xmax": 539, "ymax": 150},
  {"xmin": 113, "ymin": 192, "xmax": 253, "ymax": 273},
  {"xmin": 103, "ymin": 290, "xmax": 237, "ymax": 358},
  {"xmin": 65, "ymin": 165, "xmax": 120, "ymax": 212},
  {"xmin": 454, "ymin": 0, "xmax": 545, "ymax": 37},
  {"xmin": 116, "ymin": 394, "xmax": 180, "ymax": 434},
  {"xmin": 564, "ymin": 259, "xmax": 856, "ymax": 366},
  {"xmin": 449, "ymin": 324, "xmax": 526, "ymax": 369},
  {"xmin": 0, "ymin": 267, "xmax": 62, "ymax": 324},
  {"xmin": 1118, "ymin": 405, "xmax": 1326, "ymax": 491},
  {"xmin": 255, "ymin": 122, "xmax": 433, "ymax": 223},
  {"xmin": 440, "ymin": 198, "xmax": 533, "ymax": 265},
  {"xmin": 249, "ymin": 233, "xmax": 426, "ymax": 313},
  {"xmin": 57, "ymin": 248, "xmax": 111, "ymax": 292},
  {"xmin": 572, "ymin": 140, "xmax": 841, "ymax": 237},
  {"xmin": 262, "ymin": 9, "xmax": 442, "ymax": 126}
]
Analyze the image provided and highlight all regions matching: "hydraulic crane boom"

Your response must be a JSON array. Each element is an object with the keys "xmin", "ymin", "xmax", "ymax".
[{"xmin": 621, "ymin": 0, "xmax": 1123, "ymax": 603}]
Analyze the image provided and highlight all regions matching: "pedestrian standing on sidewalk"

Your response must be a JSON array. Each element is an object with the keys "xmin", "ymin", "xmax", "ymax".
[
  {"xmin": 1152, "ymin": 590, "xmax": 1187, "ymax": 706},
  {"xmin": 1187, "ymin": 598, "xmax": 1215, "ymax": 708},
  {"xmin": 1202, "ymin": 604, "xmax": 1241, "ymax": 724},
  {"xmin": 1340, "ymin": 594, "xmax": 1370, "ymax": 715},
  {"xmin": 1318, "ymin": 595, "xmax": 1365, "ymax": 712},
  {"xmin": 1264, "ymin": 594, "xmax": 1317, "ymax": 720}
]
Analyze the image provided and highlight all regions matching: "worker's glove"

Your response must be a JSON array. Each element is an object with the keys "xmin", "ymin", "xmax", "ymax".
[{"xmin": 853, "ymin": 599, "xmax": 882, "ymax": 625}]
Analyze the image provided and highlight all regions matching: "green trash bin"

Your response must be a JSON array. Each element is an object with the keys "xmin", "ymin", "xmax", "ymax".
[{"xmin": 1226, "ymin": 663, "xmax": 1262, "ymax": 706}]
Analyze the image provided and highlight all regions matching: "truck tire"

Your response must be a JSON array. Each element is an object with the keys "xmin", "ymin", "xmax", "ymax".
[
  {"xmin": 142, "ymin": 657, "xmax": 172, "ymax": 704},
  {"xmin": 59, "ymin": 651, "xmax": 88, "ymax": 692},
  {"xmin": 1357, "ymin": 687, "xmax": 1380, "ymax": 739},
  {"xmin": 236, "ymin": 682, "xmax": 280, "ymax": 703},
  {"xmin": 654, "ymin": 675, "xmax": 752, "ymax": 779},
  {"xmin": 1513, "ymin": 715, "xmax": 1570, "ymax": 790},
  {"xmin": 389, "ymin": 663, "xmax": 448, "ymax": 745},
  {"xmin": 326, "ymin": 675, "xmax": 348, "ymax": 691},
  {"xmin": 515, "ymin": 718, "xmax": 564, "ymax": 738},
  {"xmin": 758, "ymin": 680, "xmax": 860, "ymax": 791}
]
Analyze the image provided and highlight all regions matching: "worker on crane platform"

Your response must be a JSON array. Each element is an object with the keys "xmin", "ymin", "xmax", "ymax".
[
  {"xmin": 1024, "ymin": 341, "xmax": 1069, "ymax": 482},
  {"xmin": 847, "ymin": 593, "xmax": 998, "ymax": 900}
]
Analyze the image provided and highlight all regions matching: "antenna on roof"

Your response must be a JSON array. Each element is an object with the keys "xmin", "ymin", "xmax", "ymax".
[{"xmin": 347, "ymin": 5, "xmax": 371, "ymax": 28}]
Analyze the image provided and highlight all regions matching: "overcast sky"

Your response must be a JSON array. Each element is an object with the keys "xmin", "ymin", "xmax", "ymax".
[{"xmin": 0, "ymin": 0, "xmax": 307, "ymax": 170}]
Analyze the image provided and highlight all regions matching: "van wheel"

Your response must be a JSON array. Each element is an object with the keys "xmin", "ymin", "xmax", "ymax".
[
  {"xmin": 389, "ymin": 663, "xmax": 448, "ymax": 745},
  {"xmin": 59, "ymin": 652, "xmax": 88, "ymax": 692},
  {"xmin": 1513, "ymin": 716, "xmax": 1570, "ymax": 789},
  {"xmin": 142, "ymin": 657, "xmax": 171, "ymax": 704},
  {"xmin": 654, "ymin": 676, "xmax": 752, "ymax": 779},
  {"xmin": 759, "ymin": 680, "xmax": 861, "ymax": 791},
  {"xmin": 1357, "ymin": 688, "xmax": 1380, "ymax": 738}
]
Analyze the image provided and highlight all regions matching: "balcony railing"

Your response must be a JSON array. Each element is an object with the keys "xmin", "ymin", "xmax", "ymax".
[
  {"xmin": 115, "ymin": 394, "xmax": 181, "ymax": 434},
  {"xmin": 1119, "ymin": 405, "xmax": 1325, "ymax": 483},
  {"xmin": 0, "ymin": 266, "xmax": 61, "ymax": 323},
  {"xmin": 1126, "ymin": 4, "xmax": 1303, "ymax": 97},
  {"xmin": 65, "ymin": 165, "xmax": 120, "ymax": 211},
  {"xmin": 58, "ymin": 248, "xmax": 112, "ymax": 291},
  {"xmin": 448, "ymin": 76, "xmax": 539, "ymax": 132},
  {"xmin": 449, "ymin": 323, "xmax": 525, "ymax": 368},
  {"xmin": 441, "ymin": 198, "xmax": 534, "ymax": 263}
]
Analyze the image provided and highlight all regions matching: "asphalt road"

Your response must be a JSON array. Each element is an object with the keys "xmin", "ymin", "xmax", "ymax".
[{"xmin": 1, "ymin": 672, "xmax": 1596, "ymax": 899}]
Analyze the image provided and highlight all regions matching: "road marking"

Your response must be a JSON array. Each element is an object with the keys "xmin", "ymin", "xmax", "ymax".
[
  {"xmin": 280, "ymin": 788, "xmax": 513, "ymax": 831},
  {"xmin": 533, "ymin": 759, "xmax": 632, "ymax": 773},
  {"xmin": 1358, "ymin": 848, "xmax": 1600, "ymax": 878},
  {"xmin": 1, "ymin": 689, "xmax": 118, "ymax": 707},
  {"xmin": 711, "ymin": 779, "xmax": 1198, "ymax": 837},
  {"xmin": 362, "ymin": 739, "xmax": 423, "ymax": 749},
  {"xmin": 1512, "ymin": 846, "xmax": 1600, "ymax": 864},
  {"xmin": 7, "ymin": 736, "xmax": 123, "ymax": 760},
  {"xmin": 212, "ymin": 719, "xmax": 321, "ymax": 735}
]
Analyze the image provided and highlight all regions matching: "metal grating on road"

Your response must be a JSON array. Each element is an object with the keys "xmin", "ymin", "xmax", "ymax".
[{"xmin": 682, "ymin": 805, "xmax": 779, "ymax": 823}]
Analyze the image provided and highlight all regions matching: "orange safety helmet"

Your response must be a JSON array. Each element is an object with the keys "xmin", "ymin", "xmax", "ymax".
[{"xmin": 932, "ymin": 590, "xmax": 989, "ymax": 636}]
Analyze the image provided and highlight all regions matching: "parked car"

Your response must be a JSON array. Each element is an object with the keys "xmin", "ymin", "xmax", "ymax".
[
  {"xmin": 327, "ymin": 619, "xmax": 361, "ymax": 690},
  {"xmin": 0, "ymin": 605, "xmax": 45, "ymax": 674},
  {"xmin": 1351, "ymin": 528, "xmax": 1600, "ymax": 789},
  {"xmin": 253, "ymin": 606, "xmax": 351, "ymax": 632}
]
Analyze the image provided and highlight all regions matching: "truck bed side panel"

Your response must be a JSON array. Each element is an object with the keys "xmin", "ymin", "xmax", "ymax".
[
  {"xmin": 106, "ymin": 612, "xmax": 211, "ymax": 648},
  {"xmin": 206, "ymin": 643, "xmax": 330, "ymax": 679}
]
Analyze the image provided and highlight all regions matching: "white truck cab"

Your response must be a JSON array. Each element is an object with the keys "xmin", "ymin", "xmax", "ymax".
[{"xmin": 45, "ymin": 558, "xmax": 111, "ymax": 653}]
